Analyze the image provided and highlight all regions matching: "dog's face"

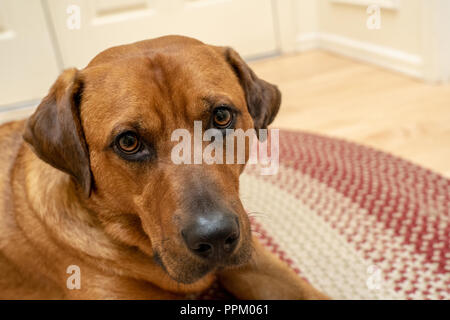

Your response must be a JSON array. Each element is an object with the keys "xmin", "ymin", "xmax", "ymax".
[{"xmin": 23, "ymin": 36, "xmax": 280, "ymax": 284}]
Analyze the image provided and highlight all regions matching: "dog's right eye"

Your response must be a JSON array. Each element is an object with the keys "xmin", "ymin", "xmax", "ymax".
[
  {"xmin": 113, "ymin": 131, "xmax": 153, "ymax": 162},
  {"xmin": 117, "ymin": 132, "xmax": 140, "ymax": 154}
]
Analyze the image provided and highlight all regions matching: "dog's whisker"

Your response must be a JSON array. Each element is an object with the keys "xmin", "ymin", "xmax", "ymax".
[
  {"xmin": 250, "ymin": 230, "xmax": 264, "ymax": 237},
  {"xmin": 248, "ymin": 211, "xmax": 269, "ymax": 216},
  {"xmin": 247, "ymin": 211, "xmax": 271, "ymax": 222}
]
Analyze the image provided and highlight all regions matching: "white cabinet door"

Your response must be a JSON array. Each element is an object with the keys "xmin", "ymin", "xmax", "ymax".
[
  {"xmin": 0, "ymin": 0, "xmax": 59, "ymax": 106},
  {"xmin": 46, "ymin": 0, "xmax": 278, "ymax": 69}
]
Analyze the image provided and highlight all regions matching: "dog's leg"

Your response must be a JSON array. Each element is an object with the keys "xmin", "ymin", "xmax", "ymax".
[
  {"xmin": 218, "ymin": 237, "xmax": 330, "ymax": 300},
  {"xmin": 62, "ymin": 268, "xmax": 183, "ymax": 300}
]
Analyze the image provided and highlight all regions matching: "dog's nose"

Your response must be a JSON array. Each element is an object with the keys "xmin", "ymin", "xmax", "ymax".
[{"xmin": 182, "ymin": 212, "xmax": 240, "ymax": 261}]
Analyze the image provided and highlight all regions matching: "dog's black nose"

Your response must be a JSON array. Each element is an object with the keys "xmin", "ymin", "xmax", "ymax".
[{"xmin": 182, "ymin": 212, "xmax": 240, "ymax": 261}]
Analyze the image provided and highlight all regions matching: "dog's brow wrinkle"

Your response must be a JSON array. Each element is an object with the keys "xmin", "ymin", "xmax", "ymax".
[
  {"xmin": 155, "ymin": 104, "xmax": 169, "ymax": 135},
  {"xmin": 202, "ymin": 95, "xmax": 232, "ymax": 107},
  {"xmin": 201, "ymin": 95, "xmax": 241, "ymax": 116}
]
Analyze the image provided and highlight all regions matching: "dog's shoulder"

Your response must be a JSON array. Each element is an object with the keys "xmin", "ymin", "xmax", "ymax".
[
  {"xmin": 0, "ymin": 119, "xmax": 26, "ymax": 224},
  {"xmin": 0, "ymin": 120, "xmax": 26, "ymax": 183},
  {"xmin": 0, "ymin": 119, "xmax": 26, "ymax": 150}
]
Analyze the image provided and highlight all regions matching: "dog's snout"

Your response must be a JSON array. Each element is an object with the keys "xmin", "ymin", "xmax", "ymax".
[{"xmin": 182, "ymin": 212, "xmax": 240, "ymax": 261}]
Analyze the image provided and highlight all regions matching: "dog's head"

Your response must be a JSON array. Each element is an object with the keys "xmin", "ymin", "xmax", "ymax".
[{"xmin": 23, "ymin": 36, "xmax": 280, "ymax": 284}]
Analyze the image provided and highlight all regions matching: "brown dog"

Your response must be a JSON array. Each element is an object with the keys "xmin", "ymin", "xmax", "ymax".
[{"xmin": 0, "ymin": 36, "xmax": 328, "ymax": 299}]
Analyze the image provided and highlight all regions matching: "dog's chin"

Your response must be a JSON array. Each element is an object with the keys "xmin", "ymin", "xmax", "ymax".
[
  {"xmin": 155, "ymin": 244, "xmax": 253, "ymax": 285},
  {"xmin": 152, "ymin": 252, "xmax": 209, "ymax": 284},
  {"xmin": 168, "ymin": 262, "xmax": 214, "ymax": 284}
]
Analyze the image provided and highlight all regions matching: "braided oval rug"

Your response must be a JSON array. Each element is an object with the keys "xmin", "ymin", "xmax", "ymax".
[{"xmin": 204, "ymin": 130, "xmax": 449, "ymax": 300}]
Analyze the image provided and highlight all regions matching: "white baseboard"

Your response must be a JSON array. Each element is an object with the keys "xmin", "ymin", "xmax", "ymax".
[
  {"xmin": 296, "ymin": 33, "xmax": 320, "ymax": 52},
  {"xmin": 0, "ymin": 100, "xmax": 38, "ymax": 125},
  {"xmin": 295, "ymin": 32, "xmax": 423, "ymax": 79}
]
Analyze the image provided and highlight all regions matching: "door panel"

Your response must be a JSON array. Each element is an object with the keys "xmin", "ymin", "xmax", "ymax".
[
  {"xmin": 46, "ymin": 0, "xmax": 278, "ymax": 68},
  {"xmin": 0, "ymin": 0, "xmax": 59, "ymax": 106}
]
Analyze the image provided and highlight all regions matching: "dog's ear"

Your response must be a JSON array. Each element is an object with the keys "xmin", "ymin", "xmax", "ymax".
[
  {"xmin": 222, "ymin": 47, "xmax": 281, "ymax": 134},
  {"xmin": 23, "ymin": 68, "xmax": 92, "ymax": 197}
]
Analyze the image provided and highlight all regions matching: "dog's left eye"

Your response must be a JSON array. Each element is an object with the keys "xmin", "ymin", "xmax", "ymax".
[{"xmin": 213, "ymin": 107, "xmax": 233, "ymax": 129}]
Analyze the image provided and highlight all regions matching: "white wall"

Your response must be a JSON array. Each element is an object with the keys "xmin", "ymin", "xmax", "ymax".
[
  {"xmin": 282, "ymin": 0, "xmax": 450, "ymax": 82},
  {"xmin": 319, "ymin": 0, "xmax": 422, "ymax": 55}
]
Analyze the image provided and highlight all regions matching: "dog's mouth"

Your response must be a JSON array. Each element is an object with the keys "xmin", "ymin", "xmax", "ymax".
[
  {"xmin": 153, "ymin": 240, "xmax": 252, "ymax": 284},
  {"xmin": 152, "ymin": 252, "xmax": 216, "ymax": 284}
]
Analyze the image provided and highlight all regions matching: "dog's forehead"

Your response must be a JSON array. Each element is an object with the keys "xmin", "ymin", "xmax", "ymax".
[
  {"xmin": 87, "ymin": 35, "xmax": 207, "ymax": 66},
  {"xmin": 82, "ymin": 39, "xmax": 243, "ymax": 99}
]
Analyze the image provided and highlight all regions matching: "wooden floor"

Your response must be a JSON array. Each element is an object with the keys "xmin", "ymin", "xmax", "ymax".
[{"xmin": 250, "ymin": 51, "xmax": 450, "ymax": 178}]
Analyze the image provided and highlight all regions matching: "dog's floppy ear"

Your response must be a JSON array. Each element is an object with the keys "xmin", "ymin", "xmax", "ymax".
[
  {"xmin": 222, "ymin": 47, "xmax": 281, "ymax": 134},
  {"xmin": 23, "ymin": 68, "xmax": 92, "ymax": 196}
]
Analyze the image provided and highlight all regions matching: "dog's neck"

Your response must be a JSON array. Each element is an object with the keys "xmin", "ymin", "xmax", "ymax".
[{"xmin": 12, "ymin": 143, "xmax": 214, "ymax": 294}]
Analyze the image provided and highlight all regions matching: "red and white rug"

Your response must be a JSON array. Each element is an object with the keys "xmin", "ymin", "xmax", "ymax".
[{"xmin": 239, "ymin": 130, "xmax": 449, "ymax": 300}]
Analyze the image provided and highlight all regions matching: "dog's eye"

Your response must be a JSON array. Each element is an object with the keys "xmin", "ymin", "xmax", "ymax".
[
  {"xmin": 117, "ymin": 132, "xmax": 140, "ymax": 154},
  {"xmin": 213, "ymin": 107, "xmax": 233, "ymax": 129},
  {"xmin": 113, "ymin": 131, "xmax": 153, "ymax": 162}
]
